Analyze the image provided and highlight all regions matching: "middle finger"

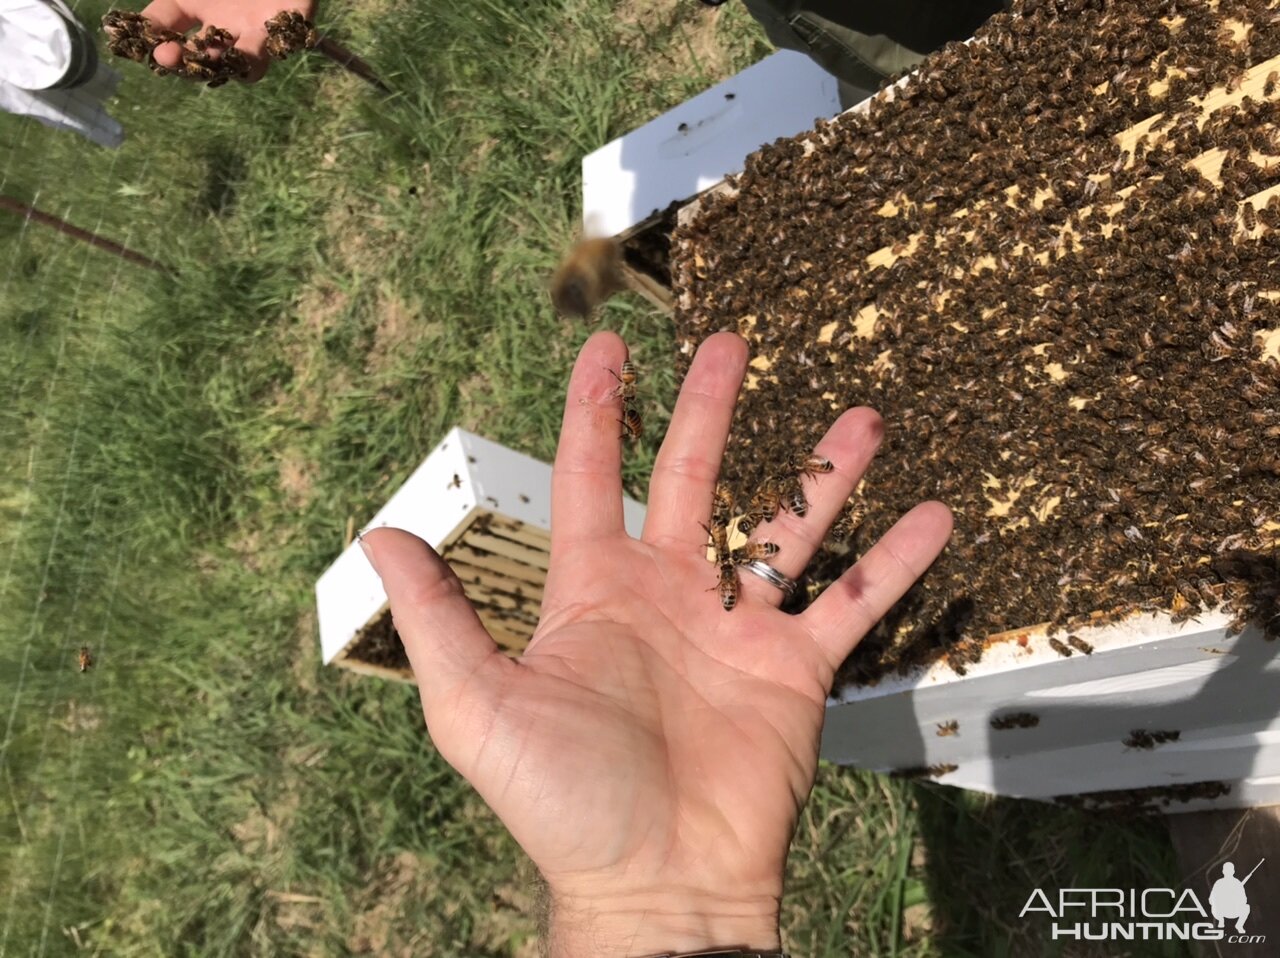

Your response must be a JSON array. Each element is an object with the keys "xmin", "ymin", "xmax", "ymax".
[
  {"xmin": 641, "ymin": 332, "xmax": 748, "ymax": 549},
  {"xmin": 733, "ymin": 407, "xmax": 884, "ymax": 608}
]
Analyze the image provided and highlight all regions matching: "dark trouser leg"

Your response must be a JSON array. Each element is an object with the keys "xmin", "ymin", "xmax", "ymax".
[{"xmin": 741, "ymin": 0, "xmax": 1008, "ymax": 107}]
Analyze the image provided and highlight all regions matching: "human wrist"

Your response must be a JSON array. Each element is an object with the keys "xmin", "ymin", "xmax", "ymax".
[{"xmin": 544, "ymin": 886, "xmax": 782, "ymax": 958}]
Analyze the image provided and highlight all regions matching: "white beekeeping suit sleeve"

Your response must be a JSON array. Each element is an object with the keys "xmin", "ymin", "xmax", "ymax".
[{"xmin": 0, "ymin": 0, "xmax": 124, "ymax": 147}]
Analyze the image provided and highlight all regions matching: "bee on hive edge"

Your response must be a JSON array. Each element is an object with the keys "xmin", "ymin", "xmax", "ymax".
[
  {"xmin": 78, "ymin": 646, "xmax": 94, "ymax": 673},
  {"xmin": 550, "ymin": 237, "xmax": 623, "ymax": 318},
  {"xmin": 1066, "ymin": 634, "xmax": 1093, "ymax": 655},
  {"xmin": 991, "ymin": 711, "xmax": 1039, "ymax": 730},
  {"xmin": 936, "ymin": 720, "xmax": 959, "ymax": 737}
]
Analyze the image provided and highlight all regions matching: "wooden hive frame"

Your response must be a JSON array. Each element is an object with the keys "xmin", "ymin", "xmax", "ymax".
[
  {"xmin": 669, "ymin": 8, "xmax": 1280, "ymax": 810},
  {"xmin": 315, "ymin": 427, "xmax": 645, "ymax": 683}
]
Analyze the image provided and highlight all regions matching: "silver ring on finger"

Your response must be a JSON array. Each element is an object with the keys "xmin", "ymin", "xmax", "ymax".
[{"xmin": 740, "ymin": 560, "xmax": 798, "ymax": 598}]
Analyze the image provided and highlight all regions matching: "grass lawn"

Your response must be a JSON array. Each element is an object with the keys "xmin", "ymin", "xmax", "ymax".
[{"xmin": 1, "ymin": 0, "xmax": 1184, "ymax": 954}]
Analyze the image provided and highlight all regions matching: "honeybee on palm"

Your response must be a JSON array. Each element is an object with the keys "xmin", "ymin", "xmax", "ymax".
[
  {"xmin": 738, "ymin": 477, "xmax": 783, "ymax": 535},
  {"xmin": 607, "ymin": 357, "xmax": 642, "ymax": 443},
  {"xmin": 608, "ymin": 360, "xmax": 637, "ymax": 402},
  {"xmin": 715, "ymin": 561, "xmax": 740, "ymax": 611},
  {"xmin": 731, "ymin": 541, "xmax": 780, "ymax": 564},
  {"xmin": 701, "ymin": 520, "xmax": 730, "ymax": 560},
  {"xmin": 619, "ymin": 405, "xmax": 642, "ymax": 442},
  {"xmin": 550, "ymin": 237, "xmax": 623, "ymax": 318},
  {"xmin": 781, "ymin": 475, "xmax": 809, "ymax": 518},
  {"xmin": 712, "ymin": 483, "xmax": 734, "ymax": 528},
  {"xmin": 795, "ymin": 454, "xmax": 834, "ymax": 480},
  {"xmin": 701, "ymin": 520, "xmax": 739, "ymax": 611}
]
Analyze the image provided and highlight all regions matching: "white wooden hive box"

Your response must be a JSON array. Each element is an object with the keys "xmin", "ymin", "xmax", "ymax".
[
  {"xmin": 315, "ymin": 426, "xmax": 646, "ymax": 682},
  {"xmin": 821, "ymin": 612, "xmax": 1280, "ymax": 812}
]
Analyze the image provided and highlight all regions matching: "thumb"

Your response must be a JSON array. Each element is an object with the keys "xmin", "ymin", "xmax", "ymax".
[{"xmin": 358, "ymin": 527, "xmax": 507, "ymax": 710}]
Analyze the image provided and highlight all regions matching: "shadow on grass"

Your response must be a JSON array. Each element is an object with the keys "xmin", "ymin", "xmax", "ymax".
[
  {"xmin": 913, "ymin": 784, "xmax": 1190, "ymax": 958},
  {"xmin": 199, "ymin": 142, "xmax": 248, "ymax": 216}
]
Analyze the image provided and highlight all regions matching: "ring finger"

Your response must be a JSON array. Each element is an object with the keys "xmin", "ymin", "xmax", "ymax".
[{"xmin": 733, "ymin": 407, "xmax": 884, "ymax": 607}]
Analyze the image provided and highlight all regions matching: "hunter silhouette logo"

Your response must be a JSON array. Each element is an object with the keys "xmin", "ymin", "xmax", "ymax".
[
  {"xmin": 1210, "ymin": 858, "xmax": 1264, "ymax": 935},
  {"xmin": 1020, "ymin": 857, "xmax": 1267, "ymax": 944}
]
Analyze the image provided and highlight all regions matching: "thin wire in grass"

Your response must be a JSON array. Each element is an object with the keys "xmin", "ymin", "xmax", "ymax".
[
  {"xmin": 0, "ymin": 195, "xmax": 175, "ymax": 274},
  {"xmin": 0, "ymin": 121, "xmax": 39, "ymax": 312},
  {"xmin": 0, "ymin": 137, "xmax": 127, "ymax": 422},
  {"xmin": 0, "ymin": 142, "xmax": 128, "ymax": 767},
  {"xmin": 35, "ymin": 500, "xmax": 117, "ymax": 958},
  {"xmin": 25, "ymin": 221, "xmax": 141, "ymax": 958},
  {"xmin": 0, "ymin": 155, "xmax": 142, "ymax": 952}
]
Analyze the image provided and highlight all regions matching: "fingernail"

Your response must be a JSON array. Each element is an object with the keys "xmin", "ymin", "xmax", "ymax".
[{"xmin": 357, "ymin": 530, "xmax": 379, "ymax": 574}]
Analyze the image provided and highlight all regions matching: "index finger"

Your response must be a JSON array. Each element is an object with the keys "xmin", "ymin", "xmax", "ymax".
[
  {"xmin": 141, "ymin": 0, "xmax": 200, "ymax": 32},
  {"xmin": 232, "ymin": 24, "xmax": 272, "ymax": 81},
  {"xmin": 551, "ymin": 330, "xmax": 629, "ymax": 548},
  {"xmin": 141, "ymin": 0, "xmax": 199, "ymax": 69}
]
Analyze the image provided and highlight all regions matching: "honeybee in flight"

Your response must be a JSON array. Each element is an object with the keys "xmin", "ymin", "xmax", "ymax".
[
  {"xmin": 78, "ymin": 646, "xmax": 94, "ymax": 673},
  {"xmin": 550, "ymin": 237, "xmax": 623, "ymax": 318}
]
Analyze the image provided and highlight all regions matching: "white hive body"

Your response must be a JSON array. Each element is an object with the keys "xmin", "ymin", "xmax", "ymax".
[{"xmin": 315, "ymin": 426, "xmax": 645, "ymax": 681}]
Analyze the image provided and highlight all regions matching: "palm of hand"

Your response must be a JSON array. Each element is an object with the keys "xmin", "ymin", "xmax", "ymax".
[
  {"xmin": 362, "ymin": 330, "xmax": 951, "ymax": 929},
  {"xmin": 435, "ymin": 536, "xmax": 829, "ymax": 901},
  {"xmin": 141, "ymin": 0, "xmax": 316, "ymax": 77}
]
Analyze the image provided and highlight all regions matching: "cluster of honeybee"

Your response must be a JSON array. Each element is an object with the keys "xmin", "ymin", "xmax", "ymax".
[
  {"xmin": 1123, "ymin": 728, "xmax": 1181, "ymax": 750},
  {"xmin": 102, "ymin": 10, "xmax": 317, "ymax": 87},
  {"xmin": 609, "ymin": 359, "xmax": 641, "ymax": 441},
  {"xmin": 703, "ymin": 483, "xmax": 779, "ymax": 611},
  {"xmin": 736, "ymin": 454, "xmax": 834, "ymax": 535},
  {"xmin": 263, "ymin": 11, "xmax": 319, "ymax": 60},
  {"xmin": 103, "ymin": 11, "xmax": 250, "ymax": 85}
]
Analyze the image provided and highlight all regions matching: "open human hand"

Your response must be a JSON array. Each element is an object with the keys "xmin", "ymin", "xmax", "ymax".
[
  {"xmin": 358, "ymin": 330, "xmax": 952, "ymax": 957},
  {"xmin": 139, "ymin": 0, "xmax": 316, "ymax": 81}
]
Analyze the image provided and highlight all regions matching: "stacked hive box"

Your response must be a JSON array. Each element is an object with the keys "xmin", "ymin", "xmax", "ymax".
[{"xmin": 673, "ymin": 0, "xmax": 1280, "ymax": 808}]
